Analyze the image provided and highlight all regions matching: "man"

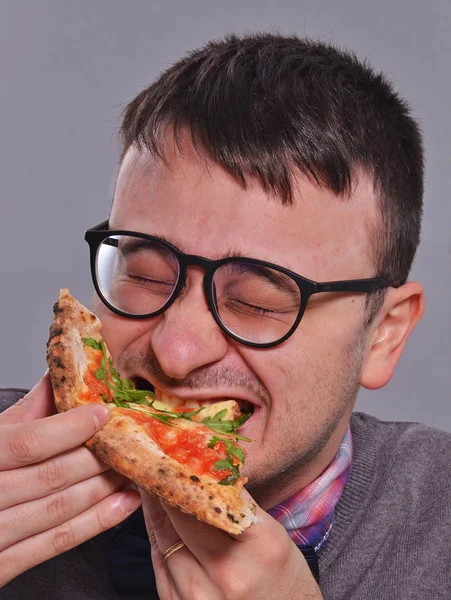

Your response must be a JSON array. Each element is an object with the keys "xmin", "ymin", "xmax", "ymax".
[{"xmin": 0, "ymin": 33, "xmax": 449, "ymax": 599}]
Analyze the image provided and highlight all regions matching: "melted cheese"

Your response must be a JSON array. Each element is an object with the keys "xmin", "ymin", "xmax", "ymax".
[{"xmin": 192, "ymin": 400, "xmax": 240, "ymax": 422}]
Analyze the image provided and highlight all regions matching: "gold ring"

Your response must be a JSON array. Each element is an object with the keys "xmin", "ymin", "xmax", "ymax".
[{"xmin": 163, "ymin": 540, "xmax": 186, "ymax": 562}]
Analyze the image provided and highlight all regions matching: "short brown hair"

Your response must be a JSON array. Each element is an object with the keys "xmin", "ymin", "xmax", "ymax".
[{"xmin": 119, "ymin": 33, "xmax": 424, "ymax": 316}]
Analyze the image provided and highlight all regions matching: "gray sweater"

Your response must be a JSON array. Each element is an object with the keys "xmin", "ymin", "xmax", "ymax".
[{"xmin": 1, "ymin": 388, "xmax": 450, "ymax": 599}]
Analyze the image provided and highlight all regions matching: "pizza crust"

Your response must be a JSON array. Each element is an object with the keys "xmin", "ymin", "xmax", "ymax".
[{"xmin": 47, "ymin": 288, "xmax": 258, "ymax": 534}]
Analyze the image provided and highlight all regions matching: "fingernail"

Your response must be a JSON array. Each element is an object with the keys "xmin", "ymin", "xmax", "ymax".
[
  {"xmin": 121, "ymin": 491, "xmax": 142, "ymax": 514},
  {"xmin": 92, "ymin": 404, "xmax": 110, "ymax": 429}
]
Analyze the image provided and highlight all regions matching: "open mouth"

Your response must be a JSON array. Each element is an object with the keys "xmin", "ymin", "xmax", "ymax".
[{"xmin": 132, "ymin": 377, "xmax": 255, "ymax": 416}]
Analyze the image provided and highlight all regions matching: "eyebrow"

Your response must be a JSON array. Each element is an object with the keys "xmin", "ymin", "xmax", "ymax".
[
  {"xmin": 104, "ymin": 231, "xmax": 300, "ymax": 288},
  {"xmin": 113, "ymin": 238, "xmax": 175, "ymax": 260},
  {"xmin": 226, "ymin": 262, "xmax": 299, "ymax": 297},
  {"xmin": 105, "ymin": 230, "xmax": 249, "ymax": 261}
]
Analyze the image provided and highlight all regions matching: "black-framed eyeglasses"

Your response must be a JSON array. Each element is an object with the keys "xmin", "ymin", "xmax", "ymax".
[{"xmin": 85, "ymin": 220, "xmax": 395, "ymax": 349}]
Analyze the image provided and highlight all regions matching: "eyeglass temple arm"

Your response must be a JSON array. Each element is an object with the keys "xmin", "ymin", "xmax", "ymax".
[{"xmin": 316, "ymin": 277, "xmax": 391, "ymax": 294}]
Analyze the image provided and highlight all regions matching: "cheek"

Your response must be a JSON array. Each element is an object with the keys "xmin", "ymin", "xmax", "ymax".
[
  {"xmin": 241, "ymin": 343, "xmax": 308, "ymax": 410},
  {"xmin": 243, "ymin": 317, "xmax": 362, "ymax": 414}
]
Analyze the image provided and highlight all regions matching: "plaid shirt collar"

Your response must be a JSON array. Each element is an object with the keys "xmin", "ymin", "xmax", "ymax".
[{"xmin": 267, "ymin": 425, "xmax": 352, "ymax": 552}]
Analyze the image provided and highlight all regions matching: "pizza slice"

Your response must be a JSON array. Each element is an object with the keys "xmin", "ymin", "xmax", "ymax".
[{"xmin": 46, "ymin": 288, "xmax": 258, "ymax": 534}]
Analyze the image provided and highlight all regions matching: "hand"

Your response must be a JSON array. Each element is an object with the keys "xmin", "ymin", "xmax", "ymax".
[
  {"xmin": 0, "ymin": 374, "xmax": 142, "ymax": 587},
  {"xmin": 141, "ymin": 491, "xmax": 324, "ymax": 600}
]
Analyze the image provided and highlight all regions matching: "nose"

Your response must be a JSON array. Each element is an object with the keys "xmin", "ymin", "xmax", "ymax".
[{"xmin": 150, "ymin": 271, "xmax": 229, "ymax": 379}]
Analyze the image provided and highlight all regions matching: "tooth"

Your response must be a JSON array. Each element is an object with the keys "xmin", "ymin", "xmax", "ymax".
[{"xmin": 165, "ymin": 394, "xmax": 183, "ymax": 408}]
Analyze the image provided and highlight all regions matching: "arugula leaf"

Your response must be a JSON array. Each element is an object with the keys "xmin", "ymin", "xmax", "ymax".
[
  {"xmin": 113, "ymin": 399, "xmax": 177, "ymax": 426},
  {"xmin": 82, "ymin": 337, "xmax": 253, "ymax": 486},
  {"xmin": 142, "ymin": 398, "xmax": 206, "ymax": 421},
  {"xmin": 212, "ymin": 459, "xmax": 232, "ymax": 471},
  {"xmin": 83, "ymin": 338, "xmax": 154, "ymax": 405},
  {"xmin": 207, "ymin": 435, "xmax": 223, "ymax": 448},
  {"xmin": 146, "ymin": 412, "xmax": 177, "ymax": 426},
  {"xmin": 208, "ymin": 436, "xmax": 245, "ymax": 464},
  {"xmin": 113, "ymin": 397, "xmax": 128, "ymax": 408},
  {"xmin": 82, "ymin": 337, "xmax": 103, "ymax": 350},
  {"xmin": 208, "ymin": 435, "xmax": 246, "ymax": 485},
  {"xmin": 202, "ymin": 410, "xmax": 252, "ymax": 441},
  {"xmin": 125, "ymin": 407, "xmax": 176, "ymax": 426},
  {"xmin": 95, "ymin": 346, "xmax": 107, "ymax": 381},
  {"xmin": 218, "ymin": 472, "xmax": 240, "ymax": 486},
  {"xmin": 81, "ymin": 338, "xmax": 252, "ymax": 453},
  {"xmin": 129, "ymin": 396, "xmax": 154, "ymax": 407},
  {"xmin": 213, "ymin": 459, "xmax": 240, "ymax": 486},
  {"xmin": 229, "ymin": 444, "xmax": 245, "ymax": 464}
]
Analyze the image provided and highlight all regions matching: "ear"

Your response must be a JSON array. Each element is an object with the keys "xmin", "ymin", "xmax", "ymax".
[{"xmin": 360, "ymin": 281, "xmax": 425, "ymax": 390}]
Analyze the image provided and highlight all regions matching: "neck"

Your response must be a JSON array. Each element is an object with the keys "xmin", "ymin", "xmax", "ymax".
[{"xmin": 248, "ymin": 415, "xmax": 351, "ymax": 510}]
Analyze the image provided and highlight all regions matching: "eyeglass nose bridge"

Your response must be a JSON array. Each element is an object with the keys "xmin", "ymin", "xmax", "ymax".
[
  {"xmin": 168, "ymin": 251, "xmax": 220, "ymax": 313},
  {"xmin": 177, "ymin": 252, "xmax": 218, "ymax": 271}
]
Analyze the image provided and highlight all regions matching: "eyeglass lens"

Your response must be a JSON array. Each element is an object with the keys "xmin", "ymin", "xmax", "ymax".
[{"xmin": 96, "ymin": 235, "xmax": 302, "ymax": 344}]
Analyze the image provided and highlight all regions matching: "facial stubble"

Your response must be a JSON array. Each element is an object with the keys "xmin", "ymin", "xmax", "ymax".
[
  {"xmin": 244, "ymin": 328, "xmax": 367, "ymax": 498},
  {"xmin": 117, "ymin": 327, "xmax": 366, "ymax": 503}
]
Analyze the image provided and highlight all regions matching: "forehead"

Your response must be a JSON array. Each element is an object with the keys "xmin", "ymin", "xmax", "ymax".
[{"xmin": 111, "ymin": 140, "xmax": 378, "ymax": 281}]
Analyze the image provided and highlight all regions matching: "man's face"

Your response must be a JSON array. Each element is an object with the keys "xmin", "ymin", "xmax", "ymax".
[{"xmin": 94, "ymin": 137, "xmax": 378, "ymax": 506}]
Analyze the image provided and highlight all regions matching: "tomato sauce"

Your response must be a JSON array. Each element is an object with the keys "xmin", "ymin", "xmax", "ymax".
[
  {"xmin": 80, "ymin": 348, "xmax": 113, "ymax": 403},
  {"xmin": 79, "ymin": 345, "xmax": 242, "ymax": 483},
  {"xmin": 120, "ymin": 407, "xmax": 240, "ymax": 482}
]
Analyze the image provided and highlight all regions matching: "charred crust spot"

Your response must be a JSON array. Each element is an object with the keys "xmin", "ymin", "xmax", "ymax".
[
  {"xmin": 158, "ymin": 469, "xmax": 166, "ymax": 474},
  {"xmin": 156, "ymin": 485, "xmax": 161, "ymax": 490},
  {"xmin": 94, "ymin": 443, "xmax": 108, "ymax": 458},
  {"xmin": 214, "ymin": 507, "xmax": 222, "ymax": 514},
  {"xmin": 190, "ymin": 475, "xmax": 200, "ymax": 483},
  {"xmin": 60, "ymin": 376, "xmax": 66, "ymax": 384},
  {"xmin": 200, "ymin": 485, "xmax": 204, "ymax": 490},
  {"xmin": 227, "ymin": 513, "xmax": 239, "ymax": 523},
  {"xmin": 53, "ymin": 302, "xmax": 64, "ymax": 314},
  {"xmin": 52, "ymin": 356, "xmax": 65, "ymax": 370},
  {"xmin": 208, "ymin": 495, "xmax": 214, "ymax": 500},
  {"xmin": 49, "ymin": 328, "xmax": 63, "ymax": 339}
]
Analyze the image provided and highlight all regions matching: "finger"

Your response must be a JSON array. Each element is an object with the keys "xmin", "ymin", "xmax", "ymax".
[
  {"xmin": 0, "ymin": 489, "xmax": 142, "ymax": 588},
  {"xmin": 0, "ymin": 446, "xmax": 110, "ymax": 511},
  {"xmin": 168, "ymin": 550, "xmax": 222, "ymax": 600},
  {"xmin": 163, "ymin": 501, "xmax": 235, "ymax": 563},
  {"xmin": 0, "ymin": 402, "xmax": 110, "ymax": 470},
  {"xmin": 0, "ymin": 373, "xmax": 56, "ymax": 425},
  {"xmin": 0, "ymin": 470, "xmax": 129, "ymax": 552},
  {"xmin": 163, "ymin": 497, "xmax": 297, "ymax": 596},
  {"xmin": 160, "ymin": 492, "xmax": 276, "ymax": 571},
  {"xmin": 140, "ymin": 490, "xmax": 180, "ymax": 554},
  {"xmin": 149, "ymin": 540, "xmax": 180, "ymax": 600},
  {"xmin": 141, "ymin": 493, "xmax": 220, "ymax": 600}
]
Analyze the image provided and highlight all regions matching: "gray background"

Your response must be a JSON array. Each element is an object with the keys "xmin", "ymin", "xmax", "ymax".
[{"xmin": 1, "ymin": 1, "xmax": 449, "ymax": 430}]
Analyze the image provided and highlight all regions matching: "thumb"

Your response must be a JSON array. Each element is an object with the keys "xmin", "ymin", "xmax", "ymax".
[{"xmin": 0, "ymin": 372, "xmax": 56, "ymax": 425}]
